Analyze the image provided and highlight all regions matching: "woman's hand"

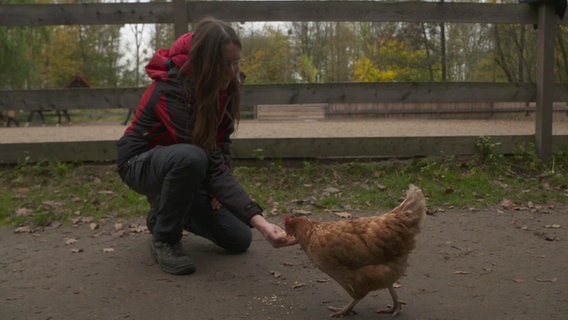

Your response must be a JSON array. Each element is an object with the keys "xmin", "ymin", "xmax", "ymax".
[
  {"xmin": 250, "ymin": 215, "xmax": 298, "ymax": 248},
  {"xmin": 210, "ymin": 198, "xmax": 223, "ymax": 210}
]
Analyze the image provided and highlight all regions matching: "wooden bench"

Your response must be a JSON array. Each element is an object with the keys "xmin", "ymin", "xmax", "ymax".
[{"xmin": 256, "ymin": 104, "xmax": 327, "ymax": 121}]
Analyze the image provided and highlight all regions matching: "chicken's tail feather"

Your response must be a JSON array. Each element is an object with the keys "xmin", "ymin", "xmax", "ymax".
[{"xmin": 393, "ymin": 184, "xmax": 426, "ymax": 226}]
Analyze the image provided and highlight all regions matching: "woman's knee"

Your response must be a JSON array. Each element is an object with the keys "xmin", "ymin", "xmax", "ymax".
[
  {"xmin": 221, "ymin": 228, "xmax": 252, "ymax": 253},
  {"xmin": 167, "ymin": 145, "xmax": 208, "ymax": 174}
]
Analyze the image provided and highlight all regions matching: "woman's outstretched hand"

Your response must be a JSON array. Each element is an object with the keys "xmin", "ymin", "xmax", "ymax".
[{"xmin": 250, "ymin": 215, "xmax": 298, "ymax": 248}]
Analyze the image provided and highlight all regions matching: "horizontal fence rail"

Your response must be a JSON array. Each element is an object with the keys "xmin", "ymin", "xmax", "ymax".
[
  {"xmin": 1, "ymin": 1, "xmax": 567, "ymax": 162},
  {"xmin": 2, "ymin": 135, "xmax": 568, "ymax": 165},
  {"xmin": 6, "ymin": 2, "xmax": 568, "ymax": 26},
  {"xmin": 3, "ymin": 83, "xmax": 568, "ymax": 111}
]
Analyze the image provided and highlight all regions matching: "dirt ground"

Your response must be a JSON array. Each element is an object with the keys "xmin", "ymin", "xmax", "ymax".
[
  {"xmin": 1, "ymin": 118, "xmax": 567, "ymax": 319},
  {"xmin": 1, "ymin": 204, "xmax": 567, "ymax": 320}
]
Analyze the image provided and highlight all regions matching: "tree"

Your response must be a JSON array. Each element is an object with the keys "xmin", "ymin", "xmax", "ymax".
[
  {"xmin": 555, "ymin": 26, "xmax": 568, "ymax": 82},
  {"xmin": 295, "ymin": 52, "xmax": 320, "ymax": 83},
  {"xmin": 445, "ymin": 23, "xmax": 494, "ymax": 81},
  {"xmin": 37, "ymin": 26, "xmax": 83, "ymax": 88},
  {"xmin": 240, "ymin": 26, "xmax": 296, "ymax": 84},
  {"xmin": 76, "ymin": 24, "xmax": 122, "ymax": 87},
  {"xmin": 121, "ymin": 23, "xmax": 149, "ymax": 87},
  {"xmin": 354, "ymin": 37, "xmax": 430, "ymax": 82},
  {"xmin": 493, "ymin": 23, "xmax": 537, "ymax": 82},
  {"xmin": 0, "ymin": 25, "xmax": 47, "ymax": 89},
  {"xmin": 352, "ymin": 56, "xmax": 396, "ymax": 82},
  {"xmin": 289, "ymin": 21, "xmax": 357, "ymax": 82}
]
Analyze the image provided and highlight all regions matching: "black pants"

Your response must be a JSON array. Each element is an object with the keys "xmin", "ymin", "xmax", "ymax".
[{"xmin": 120, "ymin": 144, "xmax": 252, "ymax": 252}]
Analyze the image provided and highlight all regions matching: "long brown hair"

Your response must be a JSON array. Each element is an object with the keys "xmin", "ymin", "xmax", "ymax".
[{"xmin": 181, "ymin": 17, "xmax": 242, "ymax": 155}]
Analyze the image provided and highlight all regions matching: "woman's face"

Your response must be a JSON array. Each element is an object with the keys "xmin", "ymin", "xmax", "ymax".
[{"xmin": 221, "ymin": 42, "xmax": 241, "ymax": 90}]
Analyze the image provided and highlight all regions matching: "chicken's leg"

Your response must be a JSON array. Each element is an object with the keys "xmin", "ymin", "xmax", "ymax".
[
  {"xmin": 327, "ymin": 298, "xmax": 360, "ymax": 318},
  {"xmin": 376, "ymin": 285, "xmax": 402, "ymax": 316}
]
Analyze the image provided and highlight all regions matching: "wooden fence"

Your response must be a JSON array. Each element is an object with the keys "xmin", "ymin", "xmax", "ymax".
[{"xmin": 1, "ymin": 1, "xmax": 568, "ymax": 163}]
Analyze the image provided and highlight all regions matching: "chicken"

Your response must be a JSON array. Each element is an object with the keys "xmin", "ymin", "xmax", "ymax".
[{"xmin": 284, "ymin": 184, "xmax": 426, "ymax": 317}]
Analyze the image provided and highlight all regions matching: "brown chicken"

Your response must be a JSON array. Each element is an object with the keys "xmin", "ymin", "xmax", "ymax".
[{"xmin": 284, "ymin": 185, "xmax": 426, "ymax": 317}]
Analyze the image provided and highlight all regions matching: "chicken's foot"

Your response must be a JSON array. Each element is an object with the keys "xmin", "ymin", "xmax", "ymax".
[
  {"xmin": 376, "ymin": 286, "xmax": 403, "ymax": 317},
  {"xmin": 327, "ymin": 298, "xmax": 360, "ymax": 318}
]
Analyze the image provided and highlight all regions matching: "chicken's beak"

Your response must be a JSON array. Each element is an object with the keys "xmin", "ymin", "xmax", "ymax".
[{"xmin": 283, "ymin": 215, "xmax": 292, "ymax": 235}]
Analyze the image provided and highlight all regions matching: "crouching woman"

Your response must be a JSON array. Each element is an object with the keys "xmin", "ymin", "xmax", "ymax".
[{"xmin": 116, "ymin": 17, "xmax": 296, "ymax": 275}]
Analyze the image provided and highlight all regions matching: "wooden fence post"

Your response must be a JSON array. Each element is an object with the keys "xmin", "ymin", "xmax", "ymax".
[
  {"xmin": 535, "ymin": 3, "xmax": 556, "ymax": 161},
  {"xmin": 172, "ymin": 0, "xmax": 188, "ymax": 38}
]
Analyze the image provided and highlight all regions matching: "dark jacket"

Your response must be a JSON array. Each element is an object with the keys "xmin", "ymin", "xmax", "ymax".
[{"xmin": 116, "ymin": 32, "xmax": 262, "ymax": 223}]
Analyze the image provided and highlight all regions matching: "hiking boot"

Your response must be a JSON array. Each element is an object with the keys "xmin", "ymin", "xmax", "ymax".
[{"xmin": 150, "ymin": 240, "xmax": 196, "ymax": 275}]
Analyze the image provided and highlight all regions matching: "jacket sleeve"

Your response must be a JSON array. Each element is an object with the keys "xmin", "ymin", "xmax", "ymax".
[{"xmin": 206, "ymin": 149, "xmax": 263, "ymax": 224}]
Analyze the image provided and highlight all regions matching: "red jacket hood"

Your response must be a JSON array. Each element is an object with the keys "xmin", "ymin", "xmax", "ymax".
[{"xmin": 145, "ymin": 32, "xmax": 192, "ymax": 81}]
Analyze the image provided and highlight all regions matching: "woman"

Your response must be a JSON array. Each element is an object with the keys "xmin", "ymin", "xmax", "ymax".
[{"xmin": 117, "ymin": 17, "xmax": 296, "ymax": 275}]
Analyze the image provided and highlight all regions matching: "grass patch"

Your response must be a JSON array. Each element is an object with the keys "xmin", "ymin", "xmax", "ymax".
[{"xmin": 1, "ymin": 138, "xmax": 567, "ymax": 228}]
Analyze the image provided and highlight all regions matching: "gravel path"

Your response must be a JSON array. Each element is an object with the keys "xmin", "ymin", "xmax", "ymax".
[{"xmin": 2, "ymin": 118, "xmax": 568, "ymax": 143}]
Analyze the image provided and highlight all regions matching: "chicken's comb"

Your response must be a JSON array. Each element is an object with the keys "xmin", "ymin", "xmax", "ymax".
[{"xmin": 283, "ymin": 215, "xmax": 290, "ymax": 224}]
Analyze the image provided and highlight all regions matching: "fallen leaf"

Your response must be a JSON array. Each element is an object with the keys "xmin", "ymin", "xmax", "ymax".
[
  {"xmin": 71, "ymin": 248, "xmax": 83, "ymax": 253},
  {"xmin": 15, "ymin": 207, "xmax": 33, "ymax": 217},
  {"xmin": 292, "ymin": 282, "xmax": 306, "ymax": 289},
  {"xmin": 315, "ymin": 279, "xmax": 329, "ymax": 283},
  {"xmin": 500, "ymin": 199, "xmax": 515, "ymax": 210},
  {"xmin": 426, "ymin": 208, "xmax": 438, "ymax": 216},
  {"xmin": 13, "ymin": 226, "xmax": 32, "ymax": 233},
  {"xmin": 545, "ymin": 224, "xmax": 561, "ymax": 229},
  {"xmin": 102, "ymin": 248, "xmax": 115, "ymax": 253},
  {"xmin": 65, "ymin": 238, "xmax": 78, "ymax": 245},
  {"xmin": 89, "ymin": 222, "xmax": 99, "ymax": 230},
  {"xmin": 41, "ymin": 200, "xmax": 64, "ymax": 208},
  {"xmin": 92, "ymin": 231, "xmax": 104, "ymax": 238},
  {"xmin": 322, "ymin": 187, "xmax": 340, "ymax": 194},
  {"xmin": 50, "ymin": 221, "xmax": 62, "ymax": 229},
  {"xmin": 128, "ymin": 224, "xmax": 147, "ymax": 233},
  {"xmin": 270, "ymin": 271, "xmax": 282, "ymax": 279},
  {"xmin": 113, "ymin": 230, "xmax": 127, "ymax": 238},
  {"xmin": 293, "ymin": 209, "xmax": 312, "ymax": 216},
  {"xmin": 527, "ymin": 201, "xmax": 535, "ymax": 209},
  {"xmin": 454, "ymin": 271, "xmax": 469, "ymax": 275},
  {"xmin": 393, "ymin": 282, "xmax": 403, "ymax": 288},
  {"xmin": 114, "ymin": 223, "xmax": 124, "ymax": 231},
  {"xmin": 333, "ymin": 211, "xmax": 352, "ymax": 219},
  {"xmin": 535, "ymin": 277, "xmax": 558, "ymax": 283},
  {"xmin": 80, "ymin": 217, "xmax": 94, "ymax": 223}
]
